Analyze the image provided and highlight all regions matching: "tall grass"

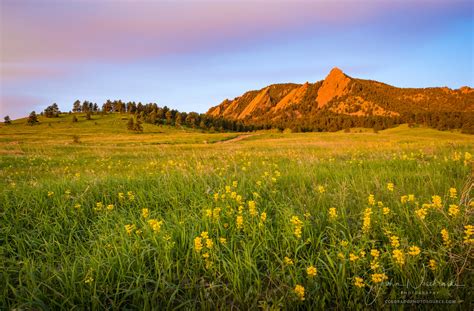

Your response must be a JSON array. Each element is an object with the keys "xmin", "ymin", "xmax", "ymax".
[{"xmin": 0, "ymin": 115, "xmax": 473, "ymax": 309}]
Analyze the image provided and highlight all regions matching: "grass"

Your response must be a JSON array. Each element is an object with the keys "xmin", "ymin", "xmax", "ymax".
[{"xmin": 1, "ymin": 113, "xmax": 473, "ymax": 309}]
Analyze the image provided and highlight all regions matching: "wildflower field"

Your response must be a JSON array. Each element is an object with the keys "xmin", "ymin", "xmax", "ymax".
[{"xmin": 1, "ymin": 114, "xmax": 473, "ymax": 309}]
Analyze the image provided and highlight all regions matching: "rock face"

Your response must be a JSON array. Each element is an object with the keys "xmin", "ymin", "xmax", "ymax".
[
  {"xmin": 316, "ymin": 67, "xmax": 351, "ymax": 108},
  {"xmin": 207, "ymin": 67, "xmax": 474, "ymax": 125}
]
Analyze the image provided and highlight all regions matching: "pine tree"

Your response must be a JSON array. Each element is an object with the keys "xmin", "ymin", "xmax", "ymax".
[
  {"xmin": 27, "ymin": 111, "xmax": 39, "ymax": 125},
  {"xmin": 133, "ymin": 117, "xmax": 143, "ymax": 132},
  {"xmin": 127, "ymin": 117, "xmax": 135, "ymax": 131},
  {"xmin": 4, "ymin": 115, "xmax": 11, "ymax": 124},
  {"xmin": 73, "ymin": 100, "xmax": 82, "ymax": 112}
]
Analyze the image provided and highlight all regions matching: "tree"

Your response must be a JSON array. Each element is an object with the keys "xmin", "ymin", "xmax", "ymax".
[
  {"xmin": 73, "ymin": 100, "xmax": 82, "ymax": 112},
  {"xmin": 165, "ymin": 110, "xmax": 173, "ymax": 125},
  {"xmin": 127, "ymin": 117, "xmax": 134, "ymax": 131},
  {"xmin": 44, "ymin": 103, "xmax": 59, "ymax": 117},
  {"xmin": 4, "ymin": 115, "xmax": 11, "ymax": 124},
  {"xmin": 27, "ymin": 111, "xmax": 39, "ymax": 125},
  {"xmin": 133, "ymin": 117, "xmax": 143, "ymax": 132},
  {"xmin": 127, "ymin": 116, "xmax": 143, "ymax": 132},
  {"xmin": 175, "ymin": 112, "xmax": 182, "ymax": 127}
]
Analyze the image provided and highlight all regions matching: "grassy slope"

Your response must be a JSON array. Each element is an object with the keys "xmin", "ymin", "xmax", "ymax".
[{"xmin": 0, "ymin": 115, "xmax": 473, "ymax": 309}]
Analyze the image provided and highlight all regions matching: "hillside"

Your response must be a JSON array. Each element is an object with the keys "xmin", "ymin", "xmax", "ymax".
[{"xmin": 207, "ymin": 67, "xmax": 474, "ymax": 132}]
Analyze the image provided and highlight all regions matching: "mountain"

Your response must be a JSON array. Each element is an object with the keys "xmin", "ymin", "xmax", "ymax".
[{"xmin": 207, "ymin": 67, "xmax": 474, "ymax": 131}]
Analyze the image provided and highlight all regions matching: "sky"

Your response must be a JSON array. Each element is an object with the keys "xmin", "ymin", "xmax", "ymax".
[{"xmin": 0, "ymin": 0, "xmax": 473, "ymax": 119}]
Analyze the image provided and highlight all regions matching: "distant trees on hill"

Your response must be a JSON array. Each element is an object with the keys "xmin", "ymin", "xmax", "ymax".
[
  {"xmin": 28, "ymin": 98, "xmax": 472, "ymax": 134},
  {"xmin": 4, "ymin": 116, "xmax": 11, "ymax": 124}
]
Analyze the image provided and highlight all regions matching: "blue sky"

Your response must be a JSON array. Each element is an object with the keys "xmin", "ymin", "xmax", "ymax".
[{"xmin": 1, "ymin": 0, "xmax": 472, "ymax": 119}]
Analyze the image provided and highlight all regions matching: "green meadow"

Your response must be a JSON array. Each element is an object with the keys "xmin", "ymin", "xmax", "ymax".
[{"xmin": 1, "ymin": 113, "xmax": 473, "ymax": 309}]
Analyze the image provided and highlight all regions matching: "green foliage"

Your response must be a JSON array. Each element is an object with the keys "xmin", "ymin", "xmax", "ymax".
[
  {"xmin": 26, "ymin": 111, "xmax": 38, "ymax": 125},
  {"xmin": 44, "ymin": 103, "xmax": 60, "ymax": 118}
]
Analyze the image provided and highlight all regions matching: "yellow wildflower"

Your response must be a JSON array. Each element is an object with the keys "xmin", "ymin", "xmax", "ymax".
[
  {"xmin": 306, "ymin": 265, "xmax": 317, "ymax": 277},
  {"xmin": 448, "ymin": 204, "xmax": 459, "ymax": 217},
  {"xmin": 232, "ymin": 180, "xmax": 238, "ymax": 188},
  {"xmin": 362, "ymin": 208, "xmax": 372, "ymax": 234},
  {"xmin": 383, "ymin": 207, "xmax": 390, "ymax": 215},
  {"xmin": 284, "ymin": 257, "xmax": 294, "ymax": 265},
  {"xmin": 318, "ymin": 185, "xmax": 325, "ymax": 194},
  {"xmin": 408, "ymin": 245, "xmax": 421, "ymax": 256},
  {"xmin": 213, "ymin": 208, "xmax": 221, "ymax": 220},
  {"xmin": 148, "ymin": 219, "xmax": 163, "ymax": 232},
  {"xmin": 340, "ymin": 240, "xmax": 349, "ymax": 247},
  {"xmin": 392, "ymin": 249, "xmax": 405, "ymax": 265},
  {"xmin": 106, "ymin": 204, "xmax": 114, "ymax": 211},
  {"xmin": 465, "ymin": 152, "xmax": 472, "ymax": 165},
  {"xmin": 449, "ymin": 188, "xmax": 457, "ymax": 199},
  {"xmin": 337, "ymin": 252, "xmax": 345, "ymax": 260},
  {"xmin": 74, "ymin": 203, "xmax": 81, "ymax": 209},
  {"xmin": 371, "ymin": 273, "xmax": 388, "ymax": 283},
  {"xmin": 236, "ymin": 215, "xmax": 244, "ymax": 230},
  {"xmin": 290, "ymin": 216, "xmax": 303, "ymax": 238},
  {"xmin": 401, "ymin": 195, "xmax": 408, "ymax": 204},
  {"xmin": 202, "ymin": 252, "xmax": 209, "ymax": 259},
  {"xmin": 370, "ymin": 249, "xmax": 380, "ymax": 258},
  {"xmin": 370, "ymin": 260, "xmax": 379, "ymax": 270},
  {"xmin": 415, "ymin": 208, "xmax": 428, "ymax": 220},
  {"xmin": 200, "ymin": 231, "xmax": 209, "ymax": 239},
  {"xmin": 260, "ymin": 212, "xmax": 267, "ymax": 223},
  {"xmin": 118, "ymin": 192, "xmax": 124, "ymax": 200},
  {"xmin": 47, "ymin": 191, "xmax": 54, "ymax": 197},
  {"xmin": 140, "ymin": 208, "xmax": 149, "ymax": 218},
  {"xmin": 194, "ymin": 237, "xmax": 203, "ymax": 253},
  {"xmin": 127, "ymin": 191, "xmax": 135, "ymax": 201},
  {"xmin": 248, "ymin": 201, "xmax": 257, "ymax": 217},
  {"xmin": 206, "ymin": 238, "xmax": 213, "ymax": 249},
  {"xmin": 294, "ymin": 285, "xmax": 305, "ymax": 301},
  {"xmin": 441, "ymin": 229, "xmax": 451, "ymax": 247},
  {"xmin": 428, "ymin": 259, "xmax": 437, "ymax": 271},
  {"xmin": 387, "ymin": 183, "xmax": 394, "ymax": 191},
  {"xmin": 328, "ymin": 208, "xmax": 337, "ymax": 220},
  {"xmin": 219, "ymin": 237, "xmax": 227, "ymax": 245},
  {"xmin": 408, "ymin": 194, "xmax": 415, "ymax": 202},
  {"xmin": 125, "ymin": 224, "xmax": 136, "ymax": 236},
  {"xmin": 390, "ymin": 235, "xmax": 400, "ymax": 248},
  {"xmin": 354, "ymin": 277, "xmax": 365, "ymax": 288},
  {"xmin": 349, "ymin": 253, "xmax": 359, "ymax": 262},
  {"xmin": 368, "ymin": 194, "xmax": 375, "ymax": 206},
  {"xmin": 431, "ymin": 195, "xmax": 442, "ymax": 208},
  {"xmin": 463, "ymin": 225, "xmax": 474, "ymax": 244}
]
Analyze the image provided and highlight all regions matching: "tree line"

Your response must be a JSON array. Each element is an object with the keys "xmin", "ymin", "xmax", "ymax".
[{"xmin": 3, "ymin": 99, "xmax": 473, "ymax": 135}]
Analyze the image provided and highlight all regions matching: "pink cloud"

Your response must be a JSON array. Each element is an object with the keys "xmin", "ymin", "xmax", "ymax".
[
  {"xmin": 0, "ymin": 0, "xmax": 465, "ymax": 81},
  {"xmin": 0, "ymin": 1, "xmax": 420, "ymax": 63}
]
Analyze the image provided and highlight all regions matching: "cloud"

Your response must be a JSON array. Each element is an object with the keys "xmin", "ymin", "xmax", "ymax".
[{"xmin": 2, "ymin": 0, "xmax": 463, "ymax": 66}]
